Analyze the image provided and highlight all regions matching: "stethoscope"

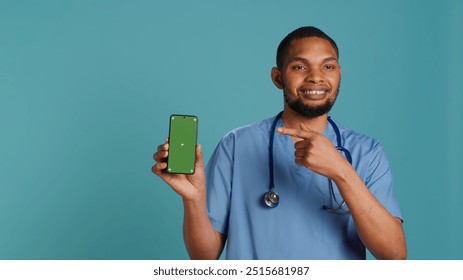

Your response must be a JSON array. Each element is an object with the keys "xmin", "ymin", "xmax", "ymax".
[{"xmin": 264, "ymin": 111, "xmax": 352, "ymax": 212}]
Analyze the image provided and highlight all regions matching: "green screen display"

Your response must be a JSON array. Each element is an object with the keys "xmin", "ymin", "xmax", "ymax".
[{"xmin": 167, "ymin": 115, "xmax": 198, "ymax": 174}]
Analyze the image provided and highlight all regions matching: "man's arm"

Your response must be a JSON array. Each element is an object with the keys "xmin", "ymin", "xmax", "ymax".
[
  {"xmin": 332, "ymin": 164, "xmax": 406, "ymax": 259},
  {"xmin": 277, "ymin": 126, "xmax": 407, "ymax": 260},
  {"xmin": 183, "ymin": 194, "xmax": 226, "ymax": 259},
  {"xmin": 152, "ymin": 141, "xmax": 226, "ymax": 259}
]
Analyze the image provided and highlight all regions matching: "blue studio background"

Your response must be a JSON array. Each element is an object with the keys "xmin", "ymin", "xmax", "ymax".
[{"xmin": 1, "ymin": 0, "xmax": 462, "ymax": 260}]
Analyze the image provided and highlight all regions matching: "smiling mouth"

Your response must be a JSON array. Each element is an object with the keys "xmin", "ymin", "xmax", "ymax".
[
  {"xmin": 298, "ymin": 88, "xmax": 329, "ymax": 100},
  {"xmin": 302, "ymin": 90, "xmax": 326, "ymax": 95}
]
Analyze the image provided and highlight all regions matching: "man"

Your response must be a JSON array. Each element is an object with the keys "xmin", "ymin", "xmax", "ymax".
[{"xmin": 152, "ymin": 26, "xmax": 407, "ymax": 260}]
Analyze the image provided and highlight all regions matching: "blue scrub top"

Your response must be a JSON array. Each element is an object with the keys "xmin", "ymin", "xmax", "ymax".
[{"xmin": 205, "ymin": 114, "xmax": 402, "ymax": 260}]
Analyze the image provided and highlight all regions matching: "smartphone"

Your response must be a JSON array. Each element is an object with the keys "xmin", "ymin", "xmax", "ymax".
[{"xmin": 167, "ymin": 114, "xmax": 198, "ymax": 174}]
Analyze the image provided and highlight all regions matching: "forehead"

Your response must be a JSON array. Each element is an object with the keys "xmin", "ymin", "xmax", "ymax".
[{"xmin": 286, "ymin": 37, "xmax": 338, "ymax": 62}]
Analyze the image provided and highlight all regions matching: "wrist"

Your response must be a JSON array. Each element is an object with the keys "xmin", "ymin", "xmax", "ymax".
[
  {"xmin": 183, "ymin": 187, "xmax": 206, "ymax": 206},
  {"xmin": 331, "ymin": 160, "xmax": 354, "ymax": 185},
  {"xmin": 182, "ymin": 189, "xmax": 208, "ymax": 221}
]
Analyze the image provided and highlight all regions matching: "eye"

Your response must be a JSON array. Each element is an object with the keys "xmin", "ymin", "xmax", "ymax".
[
  {"xmin": 322, "ymin": 64, "xmax": 336, "ymax": 70},
  {"xmin": 292, "ymin": 65, "xmax": 306, "ymax": 70}
]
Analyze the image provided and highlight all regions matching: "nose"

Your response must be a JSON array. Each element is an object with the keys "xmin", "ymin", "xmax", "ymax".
[{"xmin": 304, "ymin": 68, "xmax": 323, "ymax": 83}]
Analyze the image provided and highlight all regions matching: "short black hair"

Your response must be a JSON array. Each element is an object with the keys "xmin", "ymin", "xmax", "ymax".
[{"xmin": 276, "ymin": 26, "xmax": 339, "ymax": 69}]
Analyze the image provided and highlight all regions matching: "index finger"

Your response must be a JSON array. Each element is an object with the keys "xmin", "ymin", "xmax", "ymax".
[
  {"xmin": 156, "ymin": 137, "xmax": 170, "ymax": 151},
  {"xmin": 276, "ymin": 127, "xmax": 317, "ymax": 139},
  {"xmin": 157, "ymin": 142, "xmax": 169, "ymax": 152}
]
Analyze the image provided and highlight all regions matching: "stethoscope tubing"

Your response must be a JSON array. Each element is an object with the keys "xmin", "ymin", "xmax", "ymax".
[{"xmin": 265, "ymin": 112, "xmax": 352, "ymax": 211}]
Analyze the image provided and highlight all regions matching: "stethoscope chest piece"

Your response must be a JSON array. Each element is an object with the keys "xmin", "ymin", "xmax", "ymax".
[{"xmin": 264, "ymin": 189, "xmax": 279, "ymax": 208}]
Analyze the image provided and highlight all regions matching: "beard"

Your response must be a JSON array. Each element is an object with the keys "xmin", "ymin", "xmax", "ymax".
[{"xmin": 284, "ymin": 88, "xmax": 338, "ymax": 119}]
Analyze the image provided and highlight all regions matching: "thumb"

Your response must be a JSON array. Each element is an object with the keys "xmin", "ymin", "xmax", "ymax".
[{"xmin": 195, "ymin": 144, "xmax": 204, "ymax": 170}]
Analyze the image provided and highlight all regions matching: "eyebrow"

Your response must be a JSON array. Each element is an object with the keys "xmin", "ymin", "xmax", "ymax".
[{"xmin": 288, "ymin": 56, "xmax": 338, "ymax": 64}]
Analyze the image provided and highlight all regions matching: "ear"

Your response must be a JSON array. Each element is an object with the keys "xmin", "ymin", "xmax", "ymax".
[{"xmin": 271, "ymin": 67, "xmax": 283, "ymax": 89}]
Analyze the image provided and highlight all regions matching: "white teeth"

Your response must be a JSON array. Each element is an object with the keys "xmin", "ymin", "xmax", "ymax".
[{"xmin": 303, "ymin": 90, "xmax": 326, "ymax": 95}]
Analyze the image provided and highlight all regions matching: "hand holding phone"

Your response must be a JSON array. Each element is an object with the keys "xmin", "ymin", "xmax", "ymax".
[
  {"xmin": 166, "ymin": 114, "xmax": 198, "ymax": 174},
  {"xmin": 152, "ymin": 114, "xmax": 206, "ymax": 200}
]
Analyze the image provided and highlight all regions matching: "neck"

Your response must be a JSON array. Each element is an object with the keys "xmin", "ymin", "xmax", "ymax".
[{"xmin": 281, "ymin": 106, "xmax": 329, "ymax": 139}]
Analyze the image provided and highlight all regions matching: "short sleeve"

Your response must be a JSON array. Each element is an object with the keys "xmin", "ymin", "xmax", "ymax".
[
  {"xmin": 205, "ymin": 133, "xmax": 235, "ymax": 235},
  {"xmin": 365, "ymin": 142, "xmax": 403, "ymax": 222}
]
